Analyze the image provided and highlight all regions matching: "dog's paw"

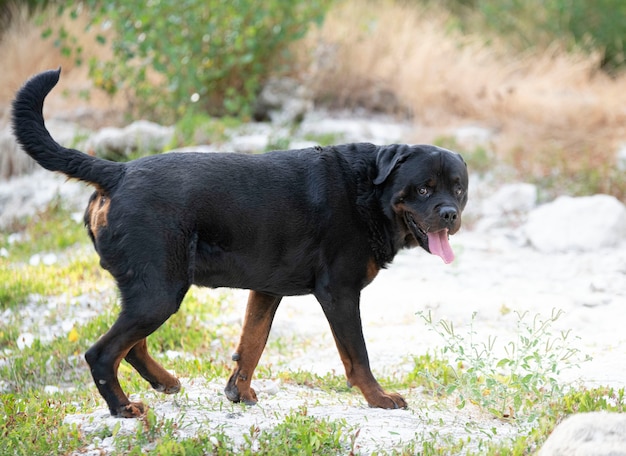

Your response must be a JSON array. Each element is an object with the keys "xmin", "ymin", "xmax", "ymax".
[
  {"xmin": 367, "ymin": 392, "xmax": 408, "ymax": 410},
  {"xmin": 224, "ymin": 382, "xmax": 240, "ymax": 402},
  {"xmin": 239, "ymin": 388, "xmax": 258, "ymax": 406},
  {"xmin": 115, "ymin": 401, "xmax": 147, "ymax": 418},
  {"xmin": 224, "ymin": 383, "xmax": 258, "ymax": 405},
  {"xmin": 151, "ymin": 377, "xmax": 181, "ymax": 395}
]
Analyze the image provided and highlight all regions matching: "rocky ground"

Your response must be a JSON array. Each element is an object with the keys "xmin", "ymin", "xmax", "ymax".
[{"xmin": 1, "ymin": 110, "xmax": 626, "ymax": 453}]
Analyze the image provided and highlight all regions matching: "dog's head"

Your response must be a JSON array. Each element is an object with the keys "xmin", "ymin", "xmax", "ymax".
[{"xmin": 374, "ymin": 144, "xmax": 468, "ymax": 264}]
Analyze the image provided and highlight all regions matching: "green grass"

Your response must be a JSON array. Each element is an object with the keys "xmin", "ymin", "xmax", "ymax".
[
  {"xmin": 243, "ymin": 406, "xmax": 354, "ymax": 455},
  {"xmin": 0, "ymin": 196, "xmax": 87, "ymax": 261},
  {"xmin": 0, "ymin": 390, "xmax": 87, "ymax": 455},
  {"xmin": 0, "ymin": 195, "xmax": 108, "ymax": 310},
  {"xmin": 0, "ymin": 254, "xmax": 109, "ymax": 310}
]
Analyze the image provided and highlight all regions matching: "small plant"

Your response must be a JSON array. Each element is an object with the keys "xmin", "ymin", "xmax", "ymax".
[
  {"xmin": 418, "ymin": 308, "xmax": 591, "ymax": 422},
  {"xmin": 276, "ymin": 370, "xmax": 352, "ymax": 394},
  {"xmin": 405, "ymin": 352, "xmax": 457, "ymax": 394},
  {"xmin": 244, "ymin": 406, "xmax": 353, "ymax": 455}
]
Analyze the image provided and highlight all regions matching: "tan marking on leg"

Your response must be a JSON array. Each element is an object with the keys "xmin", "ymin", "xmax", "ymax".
[
  {"xmin": 125, "ymin": 338, "xmax": 181, "ymax": 394},
  {"xmin": 328, "ymin": 320, "xmax": 407, "ymax": 409},
  {"xmin": 225, "ymin": 291, "xmax": 281, "ymax": 404}
]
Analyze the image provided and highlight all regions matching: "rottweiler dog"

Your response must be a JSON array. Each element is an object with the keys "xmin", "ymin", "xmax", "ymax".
[{"xmin": 12, "ymin": 69, "xmax": 468, "ymax": 417}]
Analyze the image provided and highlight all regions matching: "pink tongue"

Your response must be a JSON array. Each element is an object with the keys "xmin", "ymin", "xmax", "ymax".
[{"xmin": 427, "ymin": 230, "xmax": 455, "ymax": 264}]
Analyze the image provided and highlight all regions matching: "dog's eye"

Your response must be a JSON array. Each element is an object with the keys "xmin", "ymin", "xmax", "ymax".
[
  {"xmin": 455, "ymin": 188, "xmax": 463, "ymax": 196},
  {"xmin": 418, "ymin": 187, "xmax": 429, "ymax": 196}
]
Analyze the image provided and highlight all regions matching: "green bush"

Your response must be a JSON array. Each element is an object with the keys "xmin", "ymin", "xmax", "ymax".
[{"xmin": 59, "ymin": 0, "xmax": 329, "ymax": 122}]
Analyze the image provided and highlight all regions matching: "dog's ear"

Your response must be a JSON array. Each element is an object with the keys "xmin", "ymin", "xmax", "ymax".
[{"xmin": 374, "ymin": 145, "xmax": 411, "ymax": 185}]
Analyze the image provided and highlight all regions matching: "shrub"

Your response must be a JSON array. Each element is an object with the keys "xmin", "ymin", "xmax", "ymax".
[{"xmin": 56, "ymin": 0, "xmax": 329, "ymax": 122}]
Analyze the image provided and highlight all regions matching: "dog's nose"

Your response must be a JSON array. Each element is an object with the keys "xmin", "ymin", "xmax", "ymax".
[{"xmin": 439, "ymin": 206, "xmax": 458, "ymax": 224}]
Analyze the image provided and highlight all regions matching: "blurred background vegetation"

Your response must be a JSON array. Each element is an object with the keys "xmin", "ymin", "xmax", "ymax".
[{"xmin": 2, "ymin": 0, "xmax": 624, "ymax": 119}]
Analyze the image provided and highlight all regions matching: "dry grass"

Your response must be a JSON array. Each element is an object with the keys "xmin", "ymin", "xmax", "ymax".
[
  {"xmin": 0, "ymin": 3, "xmax": 122, "ymax": 126},
  {"xmin": 299, "ymin": 0, "xmax": 626, "ymax": 196},
  {"xmin": 0, "ymin": 5, "xmax": 75, "ymax": 105}
]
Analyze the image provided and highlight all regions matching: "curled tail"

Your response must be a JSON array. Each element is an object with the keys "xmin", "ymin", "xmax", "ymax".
[{"xmin": 11, "ymin": 68, "xmax": 124, "ymax": 193}]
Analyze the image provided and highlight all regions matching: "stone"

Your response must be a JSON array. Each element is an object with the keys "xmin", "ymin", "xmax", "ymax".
[
  {"xmin": 524, "ymin": 194, "xmax": 626, "ymax": 253},
  {"xmin": 85, "ymin": 120, "xmax": 174, "ymax": 160},
  {"xmin": 481, "ymin": 183, "xmax": 537, "ymax": 218},
  {"xmin": 538, "ymin": 412, "xmax": 626, "ymax": 456},
  {"xmin": 253, "ymin": 77, "xmax": 313, "ymax": 124},
  {"xmin": 0, "ymin": 169, "xmax": 89, "ymax": 229},
  {"xmin": 473, "ymin": 183, "xmax": 537, "ymax": 234},
  {"xmin": 229, "ymin": 133, "xmax": 270, "ymax": 154},
  {"xmin": 298, "ymin": 111, "xmax": 412, "ymax": 144}
]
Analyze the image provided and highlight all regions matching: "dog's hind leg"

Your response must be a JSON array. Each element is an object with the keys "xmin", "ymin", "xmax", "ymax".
[
  {"xmin": 85, "ymin": 283, "xmax": 188, "ymax": 418},
  {"xmin": 125, "ymin": 338, "xmax": 181, "ymax": 394},
  {"xmin": 225, "ymin": 291, "xmax": 281, "ymax": 405},
  {"xmin": 85, "ymin": 227, "xmax": 197, "ymax": 416}
]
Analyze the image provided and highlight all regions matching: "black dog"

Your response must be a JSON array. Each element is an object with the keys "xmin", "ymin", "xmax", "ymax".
[{"xmin": 12, "ymin": 69, "xmax": 468, "ymax": 417}]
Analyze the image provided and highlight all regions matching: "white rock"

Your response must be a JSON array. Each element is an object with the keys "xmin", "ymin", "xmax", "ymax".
[
  {"xmin": 0, "ymin": 169, "xmax": 90, "ymax": 229},
  {"xmin": 524, "ymin": 194, "xmax": 626, "ymax": 253},
  {"xmin": 85, "ymin": 120, "xmax": 174, "ymax": 159},
  {"xmin": 288, "ymin": 140, "xmax": 319, "ymax": 150},
  {"xmin": 253, "ymin": 77, "xmax": 313, "ymax": 124},
  {"xmin": 481, "ymin": 183, "xmax": 538, "ymax": 217},
  {"xmin": 44, "ymin": 385, "xmax": 60, "ymax": 394},
  {"xmin": 299, "ymin": 111, "xmax": 412, "ymax": 144},
  {"xmin": 473, "ymin": 183, "xmax": 537, "ymax": 237},
  {"xmin": 230, "ymin": 134, "xmax": 269, "ymax": 153},
  {"xmin": 45, "ymin": 119, "xmax": 92, "ymax": 149},
  {"xmin": 168, "ymin": 145, "xmax": 218, "ymax": 154},
  {"xmin": 452, "ymin": 125, "xmax": 494, "ymax": 148},
  {"xmin": 538, "ymin": 412, "xmax": 626, "ymax": 456},
  {"xmin": 252, "ymin": 379, "xmax": 280, "ymax": 396}
]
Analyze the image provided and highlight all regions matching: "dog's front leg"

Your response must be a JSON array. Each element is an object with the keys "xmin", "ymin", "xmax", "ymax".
[
  {"xmin": 225, "ymin": 291, "xmax": 281, "ymax": 405},
  {"xmin": 315, "ymin": 287, "xmax": 407, "ymax": 409}
]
